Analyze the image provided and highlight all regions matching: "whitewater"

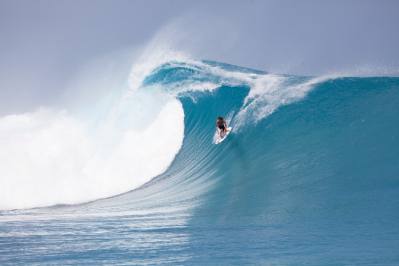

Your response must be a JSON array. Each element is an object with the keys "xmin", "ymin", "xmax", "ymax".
[{"xmin": 0, "ymin": 53, "xmax": 398, "ymax": 265}]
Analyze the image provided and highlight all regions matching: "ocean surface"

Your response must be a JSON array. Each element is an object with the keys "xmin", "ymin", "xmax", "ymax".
[{"xmin": 1, "ymin": 59, "xmax": 399, "ymax": 265}]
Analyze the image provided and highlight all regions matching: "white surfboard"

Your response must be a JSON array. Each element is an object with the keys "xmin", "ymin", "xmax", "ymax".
[{"xmin": 215, "ymin": 127, "xmax": 232, "ymax": 144}]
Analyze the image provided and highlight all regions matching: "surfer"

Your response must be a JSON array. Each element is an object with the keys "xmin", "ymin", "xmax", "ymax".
[{"xmin": 216, "ymin": 117, "xmax": 228, "ymax": 138}]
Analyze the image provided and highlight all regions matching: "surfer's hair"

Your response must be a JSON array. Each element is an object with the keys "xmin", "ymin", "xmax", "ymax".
[{"xmin": 217, "ymin": 116, "xmax": 224, "ymax": 121}]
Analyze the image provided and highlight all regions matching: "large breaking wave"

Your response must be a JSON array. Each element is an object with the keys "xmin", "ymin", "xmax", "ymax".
[
  {"xmin": 0, "ymin": 57, "xmax": 331, "ymax": 210},
  {"xmin": 1, "ymin": 54, "xmax": 399, "ymax": 265}
]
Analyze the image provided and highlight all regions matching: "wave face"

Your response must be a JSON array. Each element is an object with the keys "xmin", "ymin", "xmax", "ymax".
[{"xmin": 1, "ymin": 60, "xmax": 399, "ymax": 265}]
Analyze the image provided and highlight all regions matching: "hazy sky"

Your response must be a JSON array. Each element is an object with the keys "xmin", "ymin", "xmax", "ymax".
[{"xmin": 1, "ymin": 0, "xmax": 398, "ymax": 113}]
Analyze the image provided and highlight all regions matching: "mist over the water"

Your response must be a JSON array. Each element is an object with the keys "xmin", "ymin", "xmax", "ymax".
[{"xmin": 1, "ymin": 0, "xmax": 399, "ymax": 114}]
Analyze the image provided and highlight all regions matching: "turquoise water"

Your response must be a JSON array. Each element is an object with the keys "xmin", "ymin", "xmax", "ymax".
[{"xmin": 1, "ymin": 61, "xmax": 399, "ymax": 265}]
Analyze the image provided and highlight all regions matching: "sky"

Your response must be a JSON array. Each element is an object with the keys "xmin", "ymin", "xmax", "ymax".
[{"xmin": 0, "ymin": 0, "xmax": 398, "ymax": 114}]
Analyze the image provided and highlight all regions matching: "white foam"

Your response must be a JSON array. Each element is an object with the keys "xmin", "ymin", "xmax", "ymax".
[
  {"xmin": 179, "ymin": 61, "xmax": 340, "ymax": 129},
  {"xmin": 0, "ymin": 98, "xmax": 184, "ymax": 210},
  {"xmin": 232, "ymin": 74, "xmax": 337, "ymax": 129}
]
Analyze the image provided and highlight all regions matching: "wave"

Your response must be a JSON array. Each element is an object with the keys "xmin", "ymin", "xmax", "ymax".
[
  {"xmin": 1, "ymin": 55, "xmax": 399, "ymax": 264},
  {"xmin": 1, "ymin": 56, "xmax": 398, "ymax": 213}
]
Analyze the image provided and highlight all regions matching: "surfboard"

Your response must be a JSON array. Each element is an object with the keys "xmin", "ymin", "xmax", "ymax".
[{"xmin": 215, "ymin": 127, "xmax": 232, "ymax": 144}]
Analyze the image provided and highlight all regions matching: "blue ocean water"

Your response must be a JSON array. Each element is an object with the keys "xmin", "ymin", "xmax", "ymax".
[{"xmin": 1, "ymin": 60, "xmax": 399, "ymax": 265}]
